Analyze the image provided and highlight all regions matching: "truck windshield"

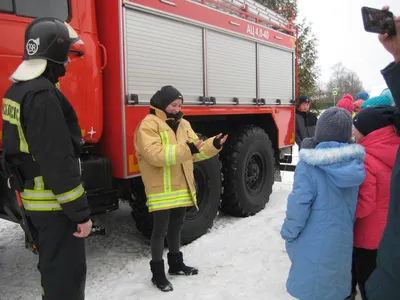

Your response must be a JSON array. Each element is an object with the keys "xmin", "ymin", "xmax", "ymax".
[{"xmin": 0, "ymin": 0, "xmax": 70, "ymax": 22}]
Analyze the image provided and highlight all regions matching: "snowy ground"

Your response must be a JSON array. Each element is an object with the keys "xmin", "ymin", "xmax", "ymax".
[{"xmin": 0, "ymin": 150, "xmax": 360, "ymax": 300}]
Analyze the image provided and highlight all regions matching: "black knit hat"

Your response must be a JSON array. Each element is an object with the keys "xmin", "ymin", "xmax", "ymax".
[
  {"xmin": 353, "ymin": 105, "xmax": 396, "ymax": 137},
  {"xmin": 150, "ymin": 85, "xmax": 183, "ymax": 111}
]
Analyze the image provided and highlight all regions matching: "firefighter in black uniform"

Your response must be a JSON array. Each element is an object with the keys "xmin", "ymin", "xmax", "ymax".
[{"xmin": 1, "ymin": 17, "xmax": 92, "ymax": 300}]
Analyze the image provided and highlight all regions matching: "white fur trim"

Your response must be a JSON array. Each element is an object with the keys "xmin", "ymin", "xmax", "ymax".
[{"xmin": 299, "ymin": 143, "xmax": 365, "ymax": 166}]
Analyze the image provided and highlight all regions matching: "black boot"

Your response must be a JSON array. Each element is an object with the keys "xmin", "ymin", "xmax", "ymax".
[
  {"xmin": 167, "ymin": 252, "xmax": 198, "ymax": 276},
  {"xmin": 344, "ymin": 291, "xmax": 357, "ymax": 300},
  {"xmin": 150, "ymin": 260, "xmax": 173, "ymax": 292}
]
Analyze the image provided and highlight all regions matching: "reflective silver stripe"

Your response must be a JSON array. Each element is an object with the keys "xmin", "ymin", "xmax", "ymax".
[
  {"xmin": 195, "ymin": 152, "xmax": 209, "ymax": 160},
  {"xmin": 167, "ymin": 145, "xmax": 173, "ymax": 165},
  {"xmin": 159, "ymin": 130, "xmax": 172, "ymax": 192},
  {"xmin": 160, "ymin": 131, "xmax": 168, "ymax": 145},
  {"xmin": 165, "ymin": 165, "xmax": 171, "ymax": 192},
  {"xmin": 56, "ymin": 185, "xmax": 85, "ymax": 204},
  {"xmin": 23, "ymin": 202, "xmax": 61, "ymax": 210},
  {"xmin": 34, "ymin": 176, "xmax": 44, "ymax": 190},
  {"xmin": 147, "ymin": 191, "xmax": 191, "ymax": 201},
  {"xmin": 148, "ymin": 198, "xmax": 193, "ymax": 208},
  {"xmin": 21, "ymin": 191, "xmax": 56, "ymax": 199}
]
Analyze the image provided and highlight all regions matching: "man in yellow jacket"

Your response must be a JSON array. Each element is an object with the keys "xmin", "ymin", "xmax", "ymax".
[{"xmin": 134, "ymin": 85, "xmax": 227, "ymax": 292}]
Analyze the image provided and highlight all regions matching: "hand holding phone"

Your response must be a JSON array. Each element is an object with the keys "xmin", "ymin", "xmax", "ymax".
[
  {"xmin": 371, "ymin": 6, "xmax": 400, "ymax": 64},
  {"xmin": 361, "ymin": 6, "xmax": 396, "ymax": 36}
]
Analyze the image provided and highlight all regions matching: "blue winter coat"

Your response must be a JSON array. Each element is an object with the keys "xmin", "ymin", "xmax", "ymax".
[{"xmin": 281, "ymin": 142, "xmax": 366, "ymax": 300}]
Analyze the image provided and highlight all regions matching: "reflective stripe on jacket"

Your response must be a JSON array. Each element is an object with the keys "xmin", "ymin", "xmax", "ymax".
[
  {"xmin": 134, "ymin": 107, "xmax": 220, "ymax": 212},
  {"xmin": 21, "ymin": 176, "xmax": 85, "ymax": 212},
  {"xmin": 2, "ymin": 76, "xmax": 90, "ymax": 223}
]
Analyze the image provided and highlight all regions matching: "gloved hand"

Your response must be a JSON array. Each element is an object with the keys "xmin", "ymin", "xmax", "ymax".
[{"xmin": 213, "ymin": 133, "xmax": 228, "ymax": 149}]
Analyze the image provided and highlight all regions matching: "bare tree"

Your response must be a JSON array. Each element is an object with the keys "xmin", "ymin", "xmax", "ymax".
[{"xmin": 326, "ymin": 62, "xmax": 365, "ymax": 101}]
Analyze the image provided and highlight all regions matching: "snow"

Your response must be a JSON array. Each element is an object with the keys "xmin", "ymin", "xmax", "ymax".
[{"xmin": 0, "ymin": 149, "xmax": 361, "ymax": 300}]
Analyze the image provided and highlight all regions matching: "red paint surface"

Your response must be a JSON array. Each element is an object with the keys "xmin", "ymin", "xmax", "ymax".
[
  {"xmin": 124, "ymin": 105, "xmax": 295, "ymax": 176},
  {"xmin": 0, "ymin": 0, "xmax": 103, "ymax": 147},
  {"xmin": 0, "ymin": 0, "xmax": 295, "ymax": 179},
  {"xmin": 127, "ymin": 0, "xmax": 295, "ymax": 49},
  {"xmin": 96, "ymin": 0, "xmax": 126, "ymax": 178}
]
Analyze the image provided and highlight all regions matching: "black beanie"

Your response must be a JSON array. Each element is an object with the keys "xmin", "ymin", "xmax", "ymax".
[
  {"xmin": 353, "ymin": 105, "xmax": 396, "ymax": 136},
  {"xmin": 150, "ymin": 85, "xmax": 183, "ymax": 111}
]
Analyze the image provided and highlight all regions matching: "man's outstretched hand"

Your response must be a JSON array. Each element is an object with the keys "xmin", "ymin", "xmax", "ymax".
[{"xmin": 379, "ymin": 6, "xmax": 400, "ymax": 63}]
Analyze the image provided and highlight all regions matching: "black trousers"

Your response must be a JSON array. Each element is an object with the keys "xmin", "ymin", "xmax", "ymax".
[
  {"xmin": 30, "ymin": 213, "xmax": 87, "ymax": 300},
  {"xmin": 351, "ymin": 250, "xmax": 357, "ymax": 295},
  {"xmin": 151, "ymin": 207, "xmax": 186, "ymax": 262},
  {"xmin": 354, "ymin": 247, "xmax": 378, "ymax": 300}
]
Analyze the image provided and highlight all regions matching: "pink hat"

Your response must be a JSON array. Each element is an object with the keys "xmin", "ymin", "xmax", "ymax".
[
  {"xmin": 353, "ymin": 99, "xmax": 364, "ymax": 112},
  {"xmin": 336, "ymin": 94, "xmax": 354, "ymax": 114}
]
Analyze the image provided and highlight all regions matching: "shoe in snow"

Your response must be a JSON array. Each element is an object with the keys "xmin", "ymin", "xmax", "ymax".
[
  {"xmin": 151, "ymin": 277, "xmax": 173, "ymax": 292},
  {"xmin": 150, "ymin": 260, "xmax": 173, "ymax": 292},
  {"xmin": 168, "ymin": 252, "xmax": 199, "ymax": 276},
  {"xmin": 344, "ymin": 292, "xmax": 357, "ymax": 300}
]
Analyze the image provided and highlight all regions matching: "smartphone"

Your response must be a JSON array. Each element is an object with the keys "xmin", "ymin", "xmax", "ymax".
[{"xmin": 361, "ymin": 6, "xmax": 396, "ymax": 36}]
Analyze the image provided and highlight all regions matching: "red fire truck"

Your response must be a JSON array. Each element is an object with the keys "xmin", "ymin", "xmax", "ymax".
[{"xmin": 0, "ymin": 0, "xmax": 296, "ymax": 245}]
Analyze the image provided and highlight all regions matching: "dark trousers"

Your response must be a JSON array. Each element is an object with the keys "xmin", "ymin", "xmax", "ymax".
[
  {"xmin": 30, "ymin": 213, "xmax": 87, "ymax": 300},
  {"xmin": 354, "ymin": 247, "xmax": 378, "ymax": 300},
  {"xmin": 351, "ymin": 250, "xmax": 357, "ymax": 295},
  {"xmin": 151, "ymin": 207, "xmax": 186, "ymax": 262}
]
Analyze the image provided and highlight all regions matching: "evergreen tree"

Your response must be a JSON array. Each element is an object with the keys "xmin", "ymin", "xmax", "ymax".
[{"xmin": 255, "ymin": 0, "xmax": 319, "ymax": 97}]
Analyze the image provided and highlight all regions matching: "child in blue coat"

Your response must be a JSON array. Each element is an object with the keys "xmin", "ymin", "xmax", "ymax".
[{"xmin": 281, "ymin": 107, "xmax": 366, "ymax": 300}]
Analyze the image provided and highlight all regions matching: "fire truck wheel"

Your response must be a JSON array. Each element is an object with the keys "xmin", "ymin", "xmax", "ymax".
[
  {"xmin": 181, "ymin": 153, "xmax": 221, "ymax": 245},
  {"xmin": 129, "ymin": 177, "xmax": 153, "ymax": 240},
  {"xmin": 220, "ymin": 125, "xmax": 274, "ymax": 217},
  {"xmin": 0, "ymin": 180, "xmax": 21, "ymax": 220},
  {"xmin": 129, "ymin": 135, "xmax": 221, "ymax": 245}
]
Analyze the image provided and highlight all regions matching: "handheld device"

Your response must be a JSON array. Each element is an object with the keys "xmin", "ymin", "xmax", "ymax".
[{"xmin": 361, "ymin": 6, "xmax": 396, "ymax": 36}]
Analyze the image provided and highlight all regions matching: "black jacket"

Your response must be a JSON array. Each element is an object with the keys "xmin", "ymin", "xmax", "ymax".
[
  {"xmin": 295, "ymin": 110, "xmax": 317, "ymax": 148},
  {"xmin": 2, "ymin": 76, "xmax": 90, "ymax": 223},
  {"xmin": 366, "ymin": 61, "xmax": 400, "ymax": 300}
]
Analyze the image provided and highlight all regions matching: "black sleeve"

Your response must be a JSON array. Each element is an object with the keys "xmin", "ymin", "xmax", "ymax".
[
  {"xmin": 381, "ymin": 62, "xmax": 400, "ymax": 108},
  {"xmin": 295, "ymin": 115, "xmax": 302, "ymax": 146},
  {"xmin": 23, "ymin": 90, "xmax": 90, "ymax": 223}
]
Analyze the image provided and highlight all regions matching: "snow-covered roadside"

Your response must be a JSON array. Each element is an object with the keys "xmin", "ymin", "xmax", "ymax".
[
  {"xmin": 0, "ymin": 151, "xmax": 301, "ymax": 300},
  {"xmin": 0, "ymin": 147, "xmax": 362, "ymax": 300},
  {"xmin": 0, "ymin": 184, "xmax": 296, "ymax": 300}
]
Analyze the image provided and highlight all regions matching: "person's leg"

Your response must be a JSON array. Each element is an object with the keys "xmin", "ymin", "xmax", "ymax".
[
  {"xmin": 166, "ymin": 207, "xmax": 186, "ymax": 254},
  {"xmin": 151, "ymin": 210, "xmax": 170, "ymax": 261},
  {"xmin": 351, "ymin": 255, "xmax": 357, "ymax": 294},
  {"xmin": 354, "ymin": 247, "xmax": 378, "ymax": 300},
  {"xmin": 345, "ymin": 250, "xmax": 358, "ymax": 299},
  {"xmin": 30, "ymin": 214, "xmax": 86, "ymax": 300},
  {"xmin": 167, "ymin": 207, "xmax": 198, "ymax": 276},
  {"xmin": 150, "ymin": 209, "xmax": 173, "ymax": 292}
]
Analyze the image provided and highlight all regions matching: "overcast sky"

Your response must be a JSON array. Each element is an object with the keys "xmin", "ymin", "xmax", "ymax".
[{"xmin": 297, "ymin": 0, "xmax": 400, "ymax": 95}]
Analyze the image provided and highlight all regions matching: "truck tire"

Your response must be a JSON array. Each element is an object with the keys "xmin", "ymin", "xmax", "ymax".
[
  {"xmin": 0, "ymin": 179, "xmax": 21, "ymax": 222},
  {"xmin": 181, "ymin": 154, "xmax": 221, "ymax": 244},
  {"xmin": 220, "ymin": 125, "xmax": 274, "ymax": 217},
  {"xmin": 129, "ymin": 136, "xmax": 221, "ymax": 245}
]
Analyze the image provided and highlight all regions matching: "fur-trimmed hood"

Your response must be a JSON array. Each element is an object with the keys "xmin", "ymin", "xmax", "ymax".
[{"xmin": 299, "ymin": 141, "xmax": 366, "ymax": 188}]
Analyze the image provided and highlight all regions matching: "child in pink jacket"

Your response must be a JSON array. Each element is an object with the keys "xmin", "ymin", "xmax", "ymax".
[{"xmin": 352, "ymin": 105, "xmax": 400, "ymax": 300}]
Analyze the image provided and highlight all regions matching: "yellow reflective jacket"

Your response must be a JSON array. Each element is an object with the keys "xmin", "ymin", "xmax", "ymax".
[{"xmin": 134, "ymin": 107, "xmax": 220, "ymax": 212}]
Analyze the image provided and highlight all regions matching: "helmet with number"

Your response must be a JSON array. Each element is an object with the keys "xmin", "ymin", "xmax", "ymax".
[{"xmin": 11, "ymin": 17, "xmax": 84, "ymax": 82}]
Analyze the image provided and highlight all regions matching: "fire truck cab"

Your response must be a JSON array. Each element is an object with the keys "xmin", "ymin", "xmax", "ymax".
[{"xmin": 0, "ymin": 0, "xmax": 296, "ymax": 245}]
